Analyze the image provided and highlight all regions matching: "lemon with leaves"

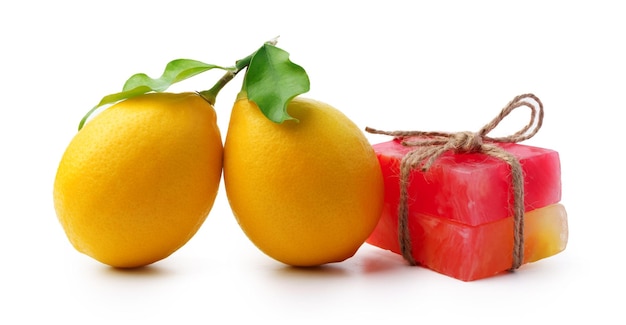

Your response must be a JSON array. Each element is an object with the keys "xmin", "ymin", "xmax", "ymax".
[{"xmin": 223, "ymin": 44, "xmax": 385, "ymax": 266}]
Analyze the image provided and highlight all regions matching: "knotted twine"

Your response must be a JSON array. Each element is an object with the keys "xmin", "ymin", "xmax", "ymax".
[{"xmin": 365, "ymin": 93, "xmax": 544, "ymax": 271}]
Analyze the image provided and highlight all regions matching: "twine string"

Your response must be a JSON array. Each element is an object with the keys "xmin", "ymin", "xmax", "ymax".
[{"xmin": 366, "ymin": 93, "xmax": 544, "ymax": 270}]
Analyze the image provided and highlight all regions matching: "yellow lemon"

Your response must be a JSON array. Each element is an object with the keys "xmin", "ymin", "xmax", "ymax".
[
  {"xmin": 223, "ymin": 95, "xmax": 384, "ymax": 266},
  {"xmin": 53, "ymin": 92, "xmax": 223, "ymax": 268}
]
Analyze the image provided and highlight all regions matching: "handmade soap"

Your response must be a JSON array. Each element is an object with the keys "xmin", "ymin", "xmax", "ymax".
[{"xmin": 366, "ymin": 139, "xmax": 568, "ymax": 281}]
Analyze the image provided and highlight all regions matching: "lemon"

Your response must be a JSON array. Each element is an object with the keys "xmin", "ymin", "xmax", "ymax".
[
  {"xmin": 53, "ymin": 92, "xmax": 223, "ymax": 268},
  {"xmin": 223, "ymin": 95, "xmax": 384, "ymax": 266}
]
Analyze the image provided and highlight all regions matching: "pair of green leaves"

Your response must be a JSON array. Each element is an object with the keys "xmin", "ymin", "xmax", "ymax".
[{"xmin": 78, "ymin": 42, "xmax": 310, "ymax": 130}]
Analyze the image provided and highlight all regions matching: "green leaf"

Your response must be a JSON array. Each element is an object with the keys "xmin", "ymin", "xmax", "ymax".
[
  {"xmin": 78, "ymin": 59, "xmax": 232, "ymax": 130},
  {"xmin": 121, "ymin": 59, "xmax": 229, "ymax": 92},
  {"xmin": 243, "ymin": 44, "xmax": 310, "ymax": 123}
]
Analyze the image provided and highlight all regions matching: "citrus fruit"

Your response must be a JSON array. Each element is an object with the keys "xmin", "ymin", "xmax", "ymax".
[
  {"xmin": 53, "ymin": 92, "xmax": 223, "ymax": 268},
  {"xmin": 223, "ymin": 95, "xmax": 384, "ymax": 266}
]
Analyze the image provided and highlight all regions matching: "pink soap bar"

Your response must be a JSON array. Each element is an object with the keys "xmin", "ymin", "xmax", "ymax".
[
  {"xmin": 372, "ymin": 139, "xmax": 562, "ymax": 226},
  {"xmin": 368, "ymin": 203, "xmax": 568, "ymax": 281},
  {"xmin": 366, "ymin": 139, "xmax": 567, "ymax": 281}
]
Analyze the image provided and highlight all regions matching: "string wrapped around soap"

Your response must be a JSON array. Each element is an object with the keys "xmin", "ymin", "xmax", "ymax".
[{"xmin": 366, "ymin": 93, "xmax": 544, "ymax": 270}]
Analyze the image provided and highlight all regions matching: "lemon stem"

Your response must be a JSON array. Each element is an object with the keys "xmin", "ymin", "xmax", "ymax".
[
  {"xmin": 198, "ymin": 52, "xmax": 255, "ymax": 105},
  {"xmin": 199, "ymin": 72, "xmax": 233, "ymax": 105}
]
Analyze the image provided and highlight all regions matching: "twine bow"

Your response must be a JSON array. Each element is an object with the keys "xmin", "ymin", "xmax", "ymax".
[{"xmin": 366, "ymin": 93, "xmax": 544, "ymax": 271}]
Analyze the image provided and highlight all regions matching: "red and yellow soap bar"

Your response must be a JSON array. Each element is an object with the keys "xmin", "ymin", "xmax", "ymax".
[{"xmin": 366, "ymin": 139, "xmax": 568, "ymax": 281}]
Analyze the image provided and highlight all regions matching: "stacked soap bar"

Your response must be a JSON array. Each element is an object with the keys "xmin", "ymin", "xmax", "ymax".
[{"xmin": 366, "ymin": 139, "xmax": 568, "ymax": 281}]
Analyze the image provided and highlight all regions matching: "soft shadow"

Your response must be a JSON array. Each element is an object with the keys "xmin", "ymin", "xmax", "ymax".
[
  {"xmin": 343, "ymin": 244, "xmax": 411, "ymax": 275},
  {"xmin": 274, "ymin": 264, "xmax": 349, "ymax": 279},
  {"xmin": 100, "ymin": 264, "xmax": 173, "ymax": 278},
  {"xmin": 357, "ymin": 248, "xmax": 407, "ymax": 274},
  {"xmin": 271, "ymin": 246, "xmax": 410, "ymax": 279}
]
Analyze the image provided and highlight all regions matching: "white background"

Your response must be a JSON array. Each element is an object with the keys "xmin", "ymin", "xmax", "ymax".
[{"xmin": 1, "ymin": 0, "xmax": 623, "ymax": 323}]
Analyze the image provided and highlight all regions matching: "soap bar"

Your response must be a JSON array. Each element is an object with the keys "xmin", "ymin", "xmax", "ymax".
[
  {"xmin": 372, "ymin": 139, "xmax": 562, "ymax": 225},
  {"xmin": 368, "ymin": 204, "xmax": 568, "ymax": 281},
  {"xmin": 366, "ymin": 139, "xmax": 568, "ymax": 281}
]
